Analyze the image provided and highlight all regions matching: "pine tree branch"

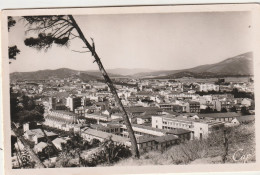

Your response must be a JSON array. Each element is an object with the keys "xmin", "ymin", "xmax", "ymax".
[
  {"xmin": 51, "ymin": 23, "xmax": 71, "ymax": 38},
  {"xmin": 56, "ymin": 27, "xmax": 74, "ymax": 39},
  {"xmin": 71, "ymin": 50, "xmax": 90, "ymax": 53}
]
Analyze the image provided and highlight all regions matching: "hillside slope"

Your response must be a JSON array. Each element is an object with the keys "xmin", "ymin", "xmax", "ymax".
[
  {"xmin": 133, "ymin": 52, "xmax": 253, "ymax": 78},
  {"xmin": 188, "ymin": 52, "xmax": 253, "ymax": 75},
  {"xmin": 10, "ymin": 68, "xmax": 101, "ymax": 81}
]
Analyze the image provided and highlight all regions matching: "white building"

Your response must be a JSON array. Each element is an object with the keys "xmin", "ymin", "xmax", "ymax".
[
  {"xmin": 199, "ymin": 84, "xmax": 220, "ymax": 92},
  {"xmin": 151, "ymin": 114, "xmax": 224, "ymax": 140}
]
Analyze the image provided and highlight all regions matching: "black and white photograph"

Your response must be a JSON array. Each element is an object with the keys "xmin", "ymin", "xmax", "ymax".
[{"xmin": 1, "ymin": 4, "xmax": 260, "ymax": 175}]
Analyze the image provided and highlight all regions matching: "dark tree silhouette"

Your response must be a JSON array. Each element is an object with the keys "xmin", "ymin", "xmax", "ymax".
[
  {"xmin": 8, "ymin": 17, "xmax": 16, "ymax": 31},
  {"xmin": 9, "ymin": 45, "xmax": 20, "ymax": 62},
  {"xmin": 221, "ymin": 108, "xmax": 227, "ymax": 113},
  {"xmin": 230, "ymin": 106, "xmax": 237, "ymax": 112},
  {"xmin": 8, "ymin": 17, "xmax": 20, "ymax": 64},
  {"xmin": 10, "ymin": 93, "xmax": 59, "ymax": 167},
  {"xmin": 21, "ymin": 15, "xmax": 139, "ymax": 158},
  {"xmin": 241, "ymin": 106, "xmax": 250, "ymax": 115},
  {"xmin": 200, "ymin": 106, "xmax": 214, "ymax": 113},
  {"xmin": 10, "ymin": 91, "xmax": 46, "ymax": 168}
]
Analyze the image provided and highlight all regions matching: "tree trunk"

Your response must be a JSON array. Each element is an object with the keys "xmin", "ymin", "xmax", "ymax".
[
  {"xmin": 11, "ymin": 123, "xmax": 46, "ymax": 168},
  {"xmin": 68, "ymin": 15, "xmax": 140, "ymax": 158}
]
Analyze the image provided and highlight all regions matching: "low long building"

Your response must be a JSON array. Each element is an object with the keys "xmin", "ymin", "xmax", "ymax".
[
  {"xmin": 80, "ymin": 127, "xmax": 180, "ymax": 153},
  {"xmin": 152, "ymin": 114, "xmax": 224, "ymax": 140},
  {"xmin": 44, "ymin": 110, "xmax": 85, "ymax": 131},
  {"xmin": 120, "ymin": 124, "xmax": 191, "ymax": 142},
  {"xmin": 198, "ymin": 112, "xmax": 240, "ymax": 122}
]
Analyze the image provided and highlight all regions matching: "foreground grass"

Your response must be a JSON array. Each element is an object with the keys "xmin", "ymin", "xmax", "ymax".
[{"xmin": 114, "ymin": 122, "xmax": 255, "ymax": 166}]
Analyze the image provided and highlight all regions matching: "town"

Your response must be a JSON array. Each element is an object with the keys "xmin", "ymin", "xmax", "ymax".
[{"xmin": 10, "ymin": 74, "xmax": 255, "ymax": 168}]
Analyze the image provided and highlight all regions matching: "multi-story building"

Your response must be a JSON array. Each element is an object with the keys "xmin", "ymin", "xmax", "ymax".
[
  {"xmin": 120, "ymin": 124, "xmax": 191, "ymax": 142},
  {"xmin": 66, "ymin": 95, "xmax": 82, "ymax": 112},
  {"xmin": 199, "ymin": 83, "xmax": 220, "ymax": 92},
  {"xmin": 187, "ymin": 101, "xmax": 200, "ymax": 113},
  {"xmin": 44, "ymin": 110, "xmax": 85, "ymax": 131},
  {"xmin": 156, "ymin": 103, "xmax": 174, "ymax": 111},
  {"xmin": 151, "ymin": 114, "xmax": 224, "ymax": 140},
  {"xmin": 49, "ymin": 97, "xmax": 57, "ymax": 110}
]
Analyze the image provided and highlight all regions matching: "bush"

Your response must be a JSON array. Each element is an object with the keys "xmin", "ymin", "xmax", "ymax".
[
  {"xmin": 81, "ymin": 137, "xmax": 132, "ymax": 166},
  {"xmin": 115, "ymin": 123, "xmax": 255, "ymax": 166},
  {"xmin": 165, "ymin": 139, "xmax": 208, "ymax": 164}
]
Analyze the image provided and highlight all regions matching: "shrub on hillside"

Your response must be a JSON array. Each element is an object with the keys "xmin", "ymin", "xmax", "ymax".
[{"xmin": 115, "ymin": 122, "xmax": 255, "ymax": 166}]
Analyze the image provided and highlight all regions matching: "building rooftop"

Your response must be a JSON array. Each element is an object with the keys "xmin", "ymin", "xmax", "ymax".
[
  {"xmin": 34, "ymin": 142, "xmax": 48, "ymax": 150},
  {"xmin": 136, "ymin": 135, "xmax": 156, "ymax": 144},
  {"xmin": 25, "ymin": 129, "xmax": 57, "ymax": 138},
  {"xmin": 125, "ymin": 106, "xmax": 162, "ymax": 114},
  {"xmin": 154, "ymin": 114, "xmax": 224, "ymax": 126},
  {"xmin": 135, "ymin": 134, "xmax": 179, "ymax": 144},
  {"xmin": 50, "ymin": 110, "xmax": 77, "ymax": 116},
  {"xmin": 187, "ymin": 101, "xmax": 200, "ymax": 105},
  {"xmin": 131, "ymin": 124, "xmax": 191, "ymax": 135},
  {"xmin": 82, "ymin": 128, "xmax": 130, "ymax": 144},
  {"xmin": 90, "ymin": 123, "xmax": 121, "ymax": 130},
  {"xmin": 154, "ymin": 135, "xmax": 179, "ymax": 143},
  {"xmin": 52, "ymin": 137, "xmax": 67, "ymax": 145},
  {"xmin": 234, "ymin": 115, "xmax": 255, "ymax": 122},
  {"xmin": 198, "ymin": 112, "xmax": 240, "ymax": 119}
]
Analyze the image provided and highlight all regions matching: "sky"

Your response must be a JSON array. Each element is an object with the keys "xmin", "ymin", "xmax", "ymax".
[{"xmin": 8, "ymin": 11, "xmax": 253, "ymax": 73}]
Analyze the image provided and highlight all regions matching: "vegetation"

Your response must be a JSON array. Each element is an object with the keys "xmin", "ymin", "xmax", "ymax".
[
  {"xmin": 115, "ymin": 122, "xmax": 255, "ymax": 166},
  {"xmin": 200, "ymin": 106, "xmax": 218, "ymax": 114},
  {"xmin": 196, "ymin": 88, "xmax": 254, "ymax": 100},
  {"xmin": 8, "ymin": 17, "xmax": 20, "ymax": 63},
  {"xmin": 54, "ymin": 136, "xmax": 131, "ymax": 167},
  {"xmin": 10, "ymin": 91, "xmax": 59, "ymax": 168},
  {"xmin": 14, "ymin": 15, "xmax": 140, "ymax": 158},
  {"xmin": 241, "ymin": 106, "xmax": 250, "ymax": 115}
]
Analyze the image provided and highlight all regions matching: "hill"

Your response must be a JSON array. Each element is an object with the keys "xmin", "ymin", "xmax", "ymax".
[
  {"xmin": 187, "ymin": 52, "xmax": 253, "ymax": 75},
  {"xmin": 106, "ymin": 68, "xmax": 154, "ymax": 76},
  {"xmin": 10, "ymin": 52, "xmax": 253, "ymax": 80},
  {"xmin": 133, "ymin": 52, "xmax": 253, "ymax": 78},
  {"xmin": 10, "ymin": 68, "xmax": 101, "ymax": 82}
]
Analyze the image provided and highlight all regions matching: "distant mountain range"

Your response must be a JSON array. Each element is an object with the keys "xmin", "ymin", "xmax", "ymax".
[
  {"xmin": 10, "ymin": 52, "xmax": 253, "ymax": 81},
  {"xmin": 10, "ymin": 68, "xmax": 101, "ymax": 81},
  {"xmin": 86, "ymin": 68, "xmax": 153, "ymax": 77},
  {"xmin": 107, "ymin": 68, "xmax": 154, "ymax": 76},
  {"xmin": 132, "ymin": 52, "xmax": 253, "ymax": 78}
]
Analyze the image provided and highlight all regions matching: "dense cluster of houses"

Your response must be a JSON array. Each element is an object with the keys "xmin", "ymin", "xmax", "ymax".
[{"xmin": 11, "ymin": 77, "xmax": 255, "ymax": 157}]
